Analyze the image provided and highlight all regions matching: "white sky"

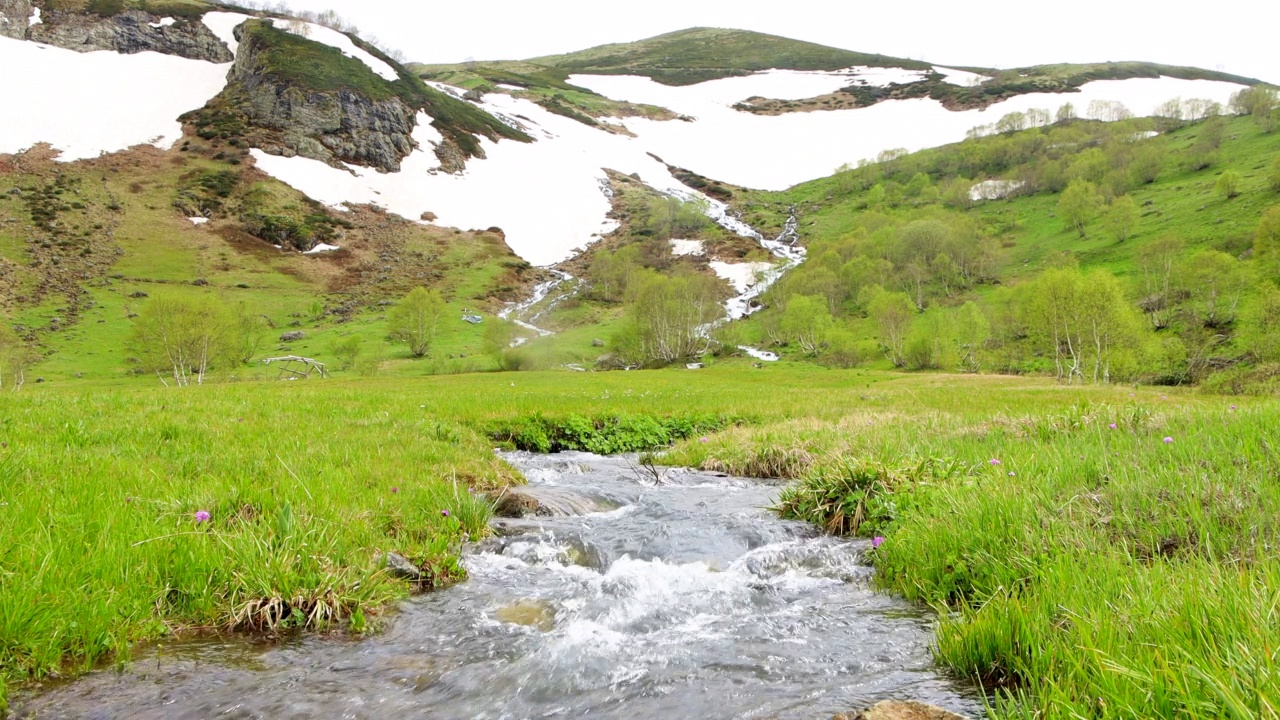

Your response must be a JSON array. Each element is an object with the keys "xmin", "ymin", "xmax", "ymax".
[{"xmin": 281, "ymin": 0, "xmax": 1280, "ymax": 84}]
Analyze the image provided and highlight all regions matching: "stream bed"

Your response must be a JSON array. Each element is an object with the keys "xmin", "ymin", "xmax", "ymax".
[{"xmin": 17, "ymin": 453, "xmax": 981, "ymax": 719}]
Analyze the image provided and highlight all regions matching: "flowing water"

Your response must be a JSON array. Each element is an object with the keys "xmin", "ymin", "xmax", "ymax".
[{"xmin": 17, "ymin": 453, "xmax": 981, "ymax": 719}]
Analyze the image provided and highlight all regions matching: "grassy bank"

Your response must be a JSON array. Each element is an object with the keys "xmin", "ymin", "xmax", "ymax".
[
  {"xmin": 2, "ymin": 366, "xmax": 1273, "ymax": 718},
  {"xmin": 666, "ymin": 379, "xmax": 1278, "ymax": 718}
]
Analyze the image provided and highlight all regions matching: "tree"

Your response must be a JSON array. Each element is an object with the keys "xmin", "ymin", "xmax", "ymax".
[
  {"xmin": 1106, "ymin": 195, "xmax": 1140, "ymax": 242},
  {"xmin": 388, "ymin": 287, "xmax": 445, "ymax": 358},
  {"xmin": 1270, "ymin": 156, "xmax": 1280, "ymax": 193},
  {"xmin": 1240, "ymin": 283, "xmax": 1280, "ymax": 361},
  {"xmin": 588, "ymin": 244, "xmax": 641, "ymax": 302},
  {"xmin": 129, "ymin": 294, "xmax": 241, "ymax": 386},
  {"xmin": 952, "ymin": 301, "xmax": 991, "ymax": 372},
  {"xmin": 1059, "ymin": 180, "xmax": 1102, "ymax": 237},
  {"xmin": 1178, "ymin": 250, "xmax": 1249, "ymax": 328},
  {"xmin": 1056, "ymin": 103, "xmax": 1078, "ymax": 123},
  {"xmin": 330, "ymin": 336, "xmax": 362, "ymax": 371},
  {"xmin": 645, "ymin": 196, "xmax": 709, "ymax": 240},
  {"xmin": 865, "ymin": 287, "xmax": 916, "ymax": 367},
  {"xmin": 483, "ymin": 318, "xmax": 519, "ymax": 368},
  {"xmin": 1216, "ymin": 170, "xmax": 1242, "ymax": 200},
  {"xmin": 1130, "ymin": 145, "xmax": 1166, "ymax": 185},
  {"xmin": 1137, "ymin": 236, "xmax": 1185, "ymax": 329},
  {"xmin": 612, "ymin": 270, "xmax": 725, "ymax": 365},
  {"xmin": 0, "ymin": 326, "xmax": 38, "ymax": 392},
  {"xmin": 1020, "ymin": 267, "xmax": 1143, "ymax": 384},
  {"xmin": 779, "ymin": 295, "xmax": 833, "ymax": 356},
  {"xmin": 1230, "ymin": 86, "xmax": 1279, "ymax": 132},
  {"xmin": 1255, "ymin": 207, "xmax": 1280, "ymax": 280}
]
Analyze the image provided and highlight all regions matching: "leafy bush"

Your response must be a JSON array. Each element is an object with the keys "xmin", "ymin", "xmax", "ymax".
[{"xmin": 488, "ymin": 413, "xmax": 738, "ymax": 454}]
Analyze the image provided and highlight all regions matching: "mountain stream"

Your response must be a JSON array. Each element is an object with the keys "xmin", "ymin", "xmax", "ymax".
[{"xmin": 17, "ymin": 453, "xmax": 981, "ymax": 719}]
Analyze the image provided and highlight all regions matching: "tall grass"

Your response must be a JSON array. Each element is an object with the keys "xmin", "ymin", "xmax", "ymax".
[{"xmin": 0, "ymin": 386, "xmax": 505, "ymax": 703}]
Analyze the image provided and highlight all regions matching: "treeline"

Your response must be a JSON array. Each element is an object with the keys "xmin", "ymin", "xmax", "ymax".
[
  {"xmin": 120, "ymin": 286, "xmax": 464, "ymax": 385},
  {"xmin": 829, "ymin": 86, "xmax": 1277, "ymax": 209}
]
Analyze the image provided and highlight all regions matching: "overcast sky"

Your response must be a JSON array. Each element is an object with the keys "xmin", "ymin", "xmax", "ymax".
[{"xmin": 280, "ymin": 0, "xmax": 1280, "ymax": 84}]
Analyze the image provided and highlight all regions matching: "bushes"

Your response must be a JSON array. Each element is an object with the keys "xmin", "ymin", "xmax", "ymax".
[{"xmin": 488, "ymin": 413, "xmax": 738, "ymax": 454}]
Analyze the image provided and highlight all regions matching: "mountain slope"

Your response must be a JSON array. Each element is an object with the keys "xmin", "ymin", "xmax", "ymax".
[{"xmin": 529, "ymin": 27, "xmax": 932, "ymax": 85}]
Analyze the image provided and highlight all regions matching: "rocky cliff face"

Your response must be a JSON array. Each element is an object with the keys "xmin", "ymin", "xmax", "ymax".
[
  {"xmin": 216, "ymin": 22, "xmax": 420, "ymax": 173},
  {"xmin": 0, "ymin": 0, "xmax": 33, "ymax": 39},
  {"xmin": 27, "ymin": 8, "xmax": 233, "ymax": 62}
]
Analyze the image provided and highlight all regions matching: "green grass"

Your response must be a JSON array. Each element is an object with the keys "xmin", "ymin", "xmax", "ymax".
[
  {"xmin": 530, "ymin": 27, "xmax": 931, "ymax": 86},
  {"xmin": 3, "ymin": 362, "xmax": 1278, "ymax": 720}
]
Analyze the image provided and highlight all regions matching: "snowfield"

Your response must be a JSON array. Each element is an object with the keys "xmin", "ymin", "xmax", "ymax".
[
  {"xmin": 0, "ymin": 36, "xmax": 232, "ymax": 161},
  {"xmin": 250, "ymin": 91, "xmax": 732, "ymax": 266},
  {"xmin": 569, "ymin": 74, "xmax": 1248, "ymax": 191}
]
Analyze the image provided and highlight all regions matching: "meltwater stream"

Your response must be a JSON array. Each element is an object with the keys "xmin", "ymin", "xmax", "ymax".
[{"xmin": 18, "ymin": 453, "xmax": 981, "ymax": 719}]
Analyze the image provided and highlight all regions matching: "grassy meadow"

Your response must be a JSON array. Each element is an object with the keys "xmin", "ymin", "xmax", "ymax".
[{"xmin": 2, "ymin": 364, "xmax": 1275, "ymax": 720}]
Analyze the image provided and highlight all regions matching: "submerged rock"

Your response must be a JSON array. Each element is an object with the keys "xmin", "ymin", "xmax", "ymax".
[
  {"xmin": 490, "ymin": 487, "xmax": 619, "ymax": 518},
  {"xmin": 835, "ymin": 700, "xmax": 968, "ymax": 720},
  {"xmin": 494, "ymin": 600, "xmax": 556, "ymax": 632}
]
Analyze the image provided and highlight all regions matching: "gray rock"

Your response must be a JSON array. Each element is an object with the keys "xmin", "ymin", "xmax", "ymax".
[
  {"xmin": 377, "ymin": 552, "xmax": 422, "ymax": 582},
  {"xmin": 225, "ymin": 21, "xmax": 419, "ymax": 173},
  {"xmin": 0, "ymin": 0, "xmax": 32, "ymax": 40},
  {"xmin": 280, "ymin": 330, "xmax": 306, "ymax": 342},
  {"xmin": 25, "ymin": 9, "xmax": 233, "ymax": 62},
  {"xmin": 590, "ymin": 338, "xmax": 606, "ymax": 347}
]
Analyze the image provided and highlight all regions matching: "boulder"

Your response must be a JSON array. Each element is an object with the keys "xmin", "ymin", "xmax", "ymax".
[
  {"xmin": 834, "ymin": 700, "xmax": 967, "ymax": 720},
  {"xmin": 377, "ymin": 552, "xmax": 422, "ymax": 582},
  {"xmin": 280, "ymin": 330, "xmax": 306, "ymax": 342}
]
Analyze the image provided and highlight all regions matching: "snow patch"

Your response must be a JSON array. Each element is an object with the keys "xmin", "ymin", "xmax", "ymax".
[
  {"xmin": 304, "ymin": 243, "xmax": 340, "ymax": 254},
  {"xmin": 710, "ymin": 261, "xmax": 774, "ymax": 294},
  {"xmin": 277, "ymin": 20, "xmax": 399, "ymax": 81},
  {"xmin": 149, "ymin": 17, "xmax": 176, "ymax": 28},
  {"xmin": 669, "ymin": 239, "xmax": 705, "ymax": 256},
  {"xmin": 188, "ymin": 217, "xmax": 209, "ymax": 225},
  {"xmin": 412, "ymin": 111, "xmax": 444, "ymax": 148},
  {"xmin": 28, "ymin": 6, "xmax": 40, "ymax": 26},
  {"xmin": 0, "ymin": 36, "xmax": 234, "ymax": 161},
  {"xmin": 934, "ymin": 66, "xmax": 990, "ymax": 86},
  {"xmin": 201, "ymin": 11, "xmax": 252, "ymax": 54},
  {"xmin": 970, "ymin": 179, "xmax": 1026, "ymax": 202}
]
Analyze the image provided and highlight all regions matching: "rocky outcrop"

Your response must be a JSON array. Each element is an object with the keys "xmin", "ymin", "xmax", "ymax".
[
  {"xmin": 23, "ymin": 8, "xmax": 233, "ymax": 63},
  {"xmin": 0, "ymin": 0, "xmax": 32, "ymax": 40},
  {"xmin": 224, "ymin": 22, "xmax": 418, "ymax": 172}
]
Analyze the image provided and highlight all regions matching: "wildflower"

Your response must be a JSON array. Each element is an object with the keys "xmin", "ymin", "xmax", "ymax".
[
  {"xmin": 1108, "ymin": 423, "xmax": 1118, "ymax": 430},
  {"xmin": 1160, "ymin": 395, "xmax": 1168, "ymax": 401},
  {"xmin": 1163, "ymin": 437, "xmax": 1174, "ymax": 444},
  {"xmin": 441, "ymin": 510, "xmax": 451, "ymax": 517},
  {"xmin": 194, "ymin": 510, "xmax": 211, "ymax": 523},
  {"xmin": 989, "ymin": 459, "xmax": 1002, "ymax": 466},
  {"xmin": 872, "ymin": 536, "xmax": 885, "ymax": 549},
  {"xmin": 391, "ymin": 487, "xmax": 400, "ymax": 494},
  {"xmin": 1230, "ymin": 405, "xmax": 1237, "ymax": 412},
  {"xmin": 1008, "ymin": 471, "xmax": 1016, "ymax": 477},
  {"xmin": 699, "ymin": 437, "xmax": 709, "ymax": 443}
]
